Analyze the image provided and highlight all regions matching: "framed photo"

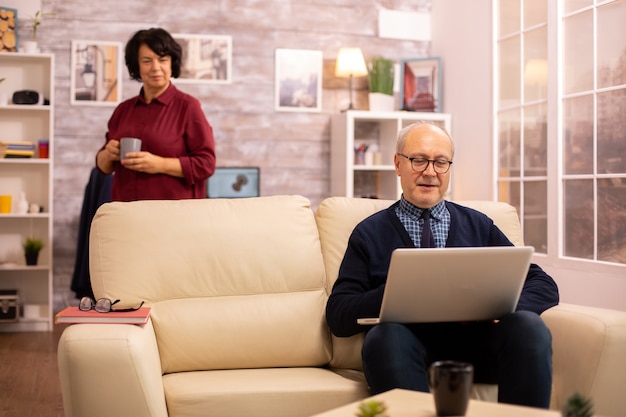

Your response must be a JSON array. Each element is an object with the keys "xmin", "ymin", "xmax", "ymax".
[
  {"xmin": 207, "ymin": 167, "xmax": 260, "ymax": 198},
  {"xmin": 275, "ymin": 48, "xmax": 322, "ymax": 112},
  {"xmin": 0, "ymin": 7, "xmax": 18, "ymax": 52},
  {"xmin": 172, "ymin": 34, "xmax": 232, "ymax": 84},
  {"xmin": 399, "ymin": 57, "xmax": 442, "ymax": 112},
  {"xmin": 70, "ymin": 40, "xmax": 123, "ymax": 106}
]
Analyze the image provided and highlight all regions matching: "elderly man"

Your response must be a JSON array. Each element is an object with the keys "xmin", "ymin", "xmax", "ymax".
[{"xmin": 326, "ymin": 122, "xmax": 559, "ymax": 408}]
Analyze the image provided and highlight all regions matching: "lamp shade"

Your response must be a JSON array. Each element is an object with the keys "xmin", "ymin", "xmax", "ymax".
[
  {"xmin": 524, "ymin": 59, "xmax": 548, "ymax": 87},
  {"xmin": 335, "ymin": 47, "xmax": 368, "ymax": 78}
]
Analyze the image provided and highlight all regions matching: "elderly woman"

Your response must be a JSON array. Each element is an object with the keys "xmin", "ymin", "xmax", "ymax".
[{"xmin": 96, "ymin": 27, "xmax": 216, "ymax": 201}]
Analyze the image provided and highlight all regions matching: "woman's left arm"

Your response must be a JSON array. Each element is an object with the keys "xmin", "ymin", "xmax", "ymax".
[{"xmin": 177, "ymin": 99, "xmax": 216, "ymax": 183}]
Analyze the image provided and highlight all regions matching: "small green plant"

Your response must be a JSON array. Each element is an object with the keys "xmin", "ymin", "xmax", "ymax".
[
  {"xmin": 30, "ymin": 10, "xmax": 54, "ymax": 41},
  {"xmin": 356, "ymin": 399, "xmax": 388, "ymax": 417},
  {"xmin": 562, "ymin": 392, "xmax": 594, "ymax": 417},
  {"xmin": 367, "ymin": 57, "xmax": 394, "ymax": 96},
  {"xmin": 23, "ymin": 237, "xmax": 44, "ymax": 255}
]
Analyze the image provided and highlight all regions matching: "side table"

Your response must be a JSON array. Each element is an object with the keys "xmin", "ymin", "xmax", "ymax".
[{"xmin": 310, "ymin": 388, "xmax": 565, "ymax": 417}]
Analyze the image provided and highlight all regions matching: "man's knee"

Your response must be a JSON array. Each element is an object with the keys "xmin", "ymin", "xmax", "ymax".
[
  {"xmin": 362, "ymin": 322, "xmax": 426, "ymax": 360},
  {"xmin": 361, "ymin": 323, "xmax": 430, "ymax": 394},
  {"xmin": 500, "ymin": 311, "xmax": 552, "ymax": 349}
]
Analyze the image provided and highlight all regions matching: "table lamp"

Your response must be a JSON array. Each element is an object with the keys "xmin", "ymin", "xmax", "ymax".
[{"xmin": 335, "ymin": 47, "xmax": 368, "ymax": 110}]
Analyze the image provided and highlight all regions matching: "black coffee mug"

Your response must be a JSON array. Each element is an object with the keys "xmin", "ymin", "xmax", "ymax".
[{"xmin": 428, "ymin": 360, "xmax": 474, "ymax": 416}]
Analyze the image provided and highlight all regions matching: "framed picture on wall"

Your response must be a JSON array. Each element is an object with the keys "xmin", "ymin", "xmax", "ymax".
[
  {"xmin": 275, "ymin": 48, "xmax": 322, "ymax": 112},
  {"xmin": 207, "ymin": 167, "xmax": 260, "ymax": 198},
  {"xmin": 172, "ymin": 34, "xmax": 232, "ymax": 84},
  {"xmin": 0, "ymin": 7, "xmax": 18, "ymax": 52},
  {"xmin": 70, "ymin": 40, "xmax": 123, "ymax": 106},
  {"xmin": 399, "ymin": 57, "xmax": 442, "ymax": 112}
]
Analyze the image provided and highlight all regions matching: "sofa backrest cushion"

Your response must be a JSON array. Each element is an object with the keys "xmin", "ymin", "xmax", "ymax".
[
  {"xmin": 90, "ymin": 195, "xmax": 331, "ymax": 374},
  {"xmin": 315, "ymin": 197, "xmax": 523, "ymax": 369}
]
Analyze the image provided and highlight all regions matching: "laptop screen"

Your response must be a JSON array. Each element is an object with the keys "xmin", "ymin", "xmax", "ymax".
[{"xmin": 207, "ymin": 167, "xmax": 260, "ymax": 198}]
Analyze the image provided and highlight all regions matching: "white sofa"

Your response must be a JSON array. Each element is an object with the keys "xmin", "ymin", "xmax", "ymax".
[{"xmin": 58, "ymin": 195, "xmax": 626, "ymax": 417}]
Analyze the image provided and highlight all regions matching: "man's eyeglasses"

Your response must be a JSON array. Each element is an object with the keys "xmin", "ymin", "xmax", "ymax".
[
  {"xmin": 79, "ymin": 297, "xmax": 145, "ymax": 313},
  {"xmin": 397, "ymin": 154, "xmax": 453, "ymax": 174}
]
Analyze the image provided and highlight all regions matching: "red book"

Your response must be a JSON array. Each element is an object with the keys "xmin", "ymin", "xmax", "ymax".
[{"xmin": 54, "ymin": 306, "xmax": 151, "ymax": 325}]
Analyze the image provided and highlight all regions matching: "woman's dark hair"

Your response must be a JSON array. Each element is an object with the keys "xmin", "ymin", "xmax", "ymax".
[{"xmin": 125, "ymin": 28, "xmax": 182, "ymax": 80}]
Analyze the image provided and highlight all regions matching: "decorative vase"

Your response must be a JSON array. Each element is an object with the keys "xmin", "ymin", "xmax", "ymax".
[
  {"xmin": 25, "ymin": 252, "xmax": 39, "ymax": 266},
  {"xmin": 17, "ymin": 192, "xmax": 28, "ymax": 214},
  {"xmin": 22, "ymin": 41, "xmax": 39, "ymax": 54},
  {"xmin": 368, "ymin": 93, "xmax": 395, "ymax": 112}
]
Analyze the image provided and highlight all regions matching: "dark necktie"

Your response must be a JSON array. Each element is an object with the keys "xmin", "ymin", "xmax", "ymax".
[{"xmin": 420, "ymin": 209, "xmax": 435, "ymax": 248}]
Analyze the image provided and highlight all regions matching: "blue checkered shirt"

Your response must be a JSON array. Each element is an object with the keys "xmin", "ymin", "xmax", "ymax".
[{"xmin": 395, "ymin": 197, "xmax": 450, "ymax": 248}]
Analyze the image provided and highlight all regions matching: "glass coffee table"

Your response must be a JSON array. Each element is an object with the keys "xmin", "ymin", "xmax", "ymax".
[{"xmin": 310, "ymin": 388, "xmax": 565, "ymax": 417}]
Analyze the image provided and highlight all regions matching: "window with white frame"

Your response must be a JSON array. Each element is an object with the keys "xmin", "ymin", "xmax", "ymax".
[
  {"xmin": 496, "ymin": 0, "xmax": 549, "ymax": 253},
  {"xmin": 495, "ymin": 0, "xmax": 626, "ymax": 265}
]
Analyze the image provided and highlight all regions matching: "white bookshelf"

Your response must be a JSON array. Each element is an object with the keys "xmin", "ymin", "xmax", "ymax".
[
  {"xmin": 330, "ymin": 110, "xmax": 452, "ymax": 200},
  {"xmin": 0, "ymin": 53, "xmax": 54, "ymax": 331}
]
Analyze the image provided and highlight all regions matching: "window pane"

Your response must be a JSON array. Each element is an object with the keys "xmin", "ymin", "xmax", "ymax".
[
  {"xmin": 598, "ymin": 178, "xmax": 626, "ymax": 264},
  {"xmin": 564, "ymin": 179, "xmax": 594, "ymax": 259},
  {"xmin": 597, "ymin": 0, "xmax": 626, "ymax": 89},
  {"xmin": 524, "ymin": 27, "xmax": 548, "ymax": 102},
  {"xmin": 563, "ymin": 10, "xmax": 593, "ymax": 94},
  {"xmin": 499, "ymin": 0, "xmax": 520, "ymax": 36},
  {"xmin": 498, "ymin": 109, "xmax": 521, "ymax": 177},
  {"xmin": 524, "ymin": 104, "xmax": 547, "ymax": 176},
  {"xmin": 499, "ymin": 37, "xmax": 521, "ymax": 107},
  {"xmin": 563, "ymin": 95, "xmax": 594, "ymax": 175},
  {"xmin": 598, "ymin": 89, "xmax": 626, "ymax": 174},
  {"xmin": 524, "ymin": 0, "xmax": 547, "ymax": 28},
  {"xmin": 524, "ymin": 180, "xmax": 547, "ymax": 253},
  {"xmin": 562, "ymin": 0, "xmax": 593, "ymax": 15},
  {"xmin": 499, "ymin": 180, "xmax": 521, "ymax": 214}
]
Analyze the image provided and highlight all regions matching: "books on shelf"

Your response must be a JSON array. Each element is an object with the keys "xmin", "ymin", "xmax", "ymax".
[
  {"xmin": 54, "ymin": 306, "xmax": 151, "ymax": 324},
  {"xmin": 0, "ymin": 141, "xmax": 35, "ymax": 158}
]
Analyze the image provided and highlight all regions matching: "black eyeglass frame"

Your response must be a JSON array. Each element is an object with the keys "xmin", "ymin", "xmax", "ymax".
[
  {"xmin": 79, "ymin": 297, "xmax": 145, "ymax": 313},
  {"xmin": 397, "ymin": 153, "xmax": 453, "ymax": 174}
]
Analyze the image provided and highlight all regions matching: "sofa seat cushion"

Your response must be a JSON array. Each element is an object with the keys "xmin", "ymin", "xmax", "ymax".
[{"xmin": 162, "ymin": 367, "xmax": 370, "ymax": 417}]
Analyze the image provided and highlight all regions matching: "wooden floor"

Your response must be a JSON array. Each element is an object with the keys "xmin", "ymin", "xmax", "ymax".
[{"xmin": 0, "ymin": 324, "xmax": 69, "ymax": 417}]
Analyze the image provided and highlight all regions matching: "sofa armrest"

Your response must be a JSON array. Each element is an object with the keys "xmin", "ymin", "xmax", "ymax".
[
  {"xmin": 541, "ymin": 303, "xmax": 626, "ymax": 416},
  {"xmin": 58, "ymin": 319, "xmax": 168, "ymax": 417}
]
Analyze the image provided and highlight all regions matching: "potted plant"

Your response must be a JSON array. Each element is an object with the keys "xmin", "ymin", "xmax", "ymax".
[
  {"xmin": 23, "ymin": 237, "xmax": 44, "ymax": 266},
  {"xmin": 23, "ymin": 10, "xmax": 53, "ymax": 53},
  {"xmin": 562, "ymin": 392, "xmax": 594, "ymax": 417},
  {"xmin": 367, "ymin": 56, "xmax": 395, "ymax": 112},
  {"xmin": 357, "ymin": 400, "xmax": 388, "ymax": 417},
  {"xmin": 0, "ymin": 77, "xmax": 7, "ymax": 106}
]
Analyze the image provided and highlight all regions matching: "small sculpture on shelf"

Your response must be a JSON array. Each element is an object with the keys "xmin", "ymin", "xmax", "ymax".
[
  {"xmin": 23, "ymin": 237, "xmax": 43, "ymax": 266},
  {"xmin": 16, "ymin": 192, "xmax": 28, "ymax": 214}
]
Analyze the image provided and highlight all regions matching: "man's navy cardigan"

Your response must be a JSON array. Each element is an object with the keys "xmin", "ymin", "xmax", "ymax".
[{"xmin": 326, "ymin": 201, "xmax": 560, "ymax": 337}]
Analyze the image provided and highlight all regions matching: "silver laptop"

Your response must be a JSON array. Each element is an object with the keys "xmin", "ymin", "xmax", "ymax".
[{"xmin": 357, "ymin": 246, "xmax": 534, "ymax": 325}]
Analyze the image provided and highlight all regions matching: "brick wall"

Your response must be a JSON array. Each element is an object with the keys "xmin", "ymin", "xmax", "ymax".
[{"xmin": 21, "ymin": 0, "xmax": 431, "ymax": 309}]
